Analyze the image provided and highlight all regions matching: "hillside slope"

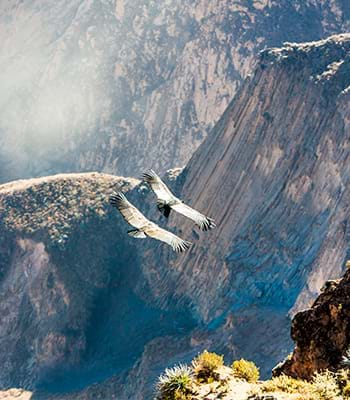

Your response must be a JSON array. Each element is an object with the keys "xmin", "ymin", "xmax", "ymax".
[
  {"xmin": 1, "ymin": 1, "xmax": 350, "ymax": 182},
  {"xmin": 0, "ymin": 173, "xmax": 195, "ymax": 393}
]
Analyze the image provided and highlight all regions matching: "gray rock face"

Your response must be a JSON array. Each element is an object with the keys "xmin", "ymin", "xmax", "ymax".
[
  {"xmin": 1, "ymin": 1, "xmax": 350, "ymax": 182},
  {"xmin": 138, "ymin": 33, "xmax": 350, "ymax": 377}
]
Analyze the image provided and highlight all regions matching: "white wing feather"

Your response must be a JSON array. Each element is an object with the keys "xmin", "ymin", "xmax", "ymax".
[
  {"xmin": 110, "ymin": 192, "xmax": 191, "ymax": 252},
  {"xmin": 142, "ymin": 169, "xmax": 216, "ymax": 231},
  {"xmin": 110, "ymin": 192, "xmax": 150, "ymax": 229},
  {"xmin": 141, "ymin": 170, "xmax": 175, "ymax": 201},
  {"xmin": 171, "ymin": 203, "xmax": 216, "ymax": 231},
  {"xmin": 145, "ymin": 223, "xmax": 191, "ymax": 252}
]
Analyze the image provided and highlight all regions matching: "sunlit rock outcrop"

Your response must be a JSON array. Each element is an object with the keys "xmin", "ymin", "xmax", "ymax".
[{"xmin": 274, "ymin": 268, "xmax": 350, "ymax": 380}]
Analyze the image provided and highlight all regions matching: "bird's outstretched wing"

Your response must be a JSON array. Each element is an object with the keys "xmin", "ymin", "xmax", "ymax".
[
  {"xmin": 141, "ymin": 170, "xmax": 174, "ymax": 201},
  {"xmin": 110, "ymin": 192, "xmax": 149, "ymax": 229},
  {"xmin": 110, "ymin": 191, "xmax": 191, "ymax": 252},
  {"xmin": 171, "ymin": 203, "xmax": 216, "ymax": 231},
  {"xmin": 145, "ymin": 223, "xmax": 192, "ymax": 252},
  {"xmin": 142, "ymin": 170, "xmax": 216, "ymax": 230}
]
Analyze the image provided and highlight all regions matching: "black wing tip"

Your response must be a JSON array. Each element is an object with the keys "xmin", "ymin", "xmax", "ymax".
[
  {"xmin": 200, "ymin": 218, "xmax": 216, "ymax": 231},
  {"xmin": 174, "ymin": 240, "xmax": 192, "ymax": 253},
  {"xmin": 141, "ymin": 169, "xmax": 158, "ymax": 182},
  {"xmin": 109, "ymin": 191, "xmax": 126, "ymax": 207}
]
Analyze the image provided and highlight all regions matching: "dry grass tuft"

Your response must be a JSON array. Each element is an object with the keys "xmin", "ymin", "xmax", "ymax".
[
  {"xmin": 192, "ymin": 350, "xmax": 224, "ymax": 383},
  {"xmin": 232, "ymin": 359, "xmax": 260, "ymax": 383}
]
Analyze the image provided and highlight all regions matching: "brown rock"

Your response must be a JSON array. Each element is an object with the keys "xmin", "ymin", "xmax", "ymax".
[{"xmin": 274, "ymin": 269, "xmax": 350, "ymax": 379}]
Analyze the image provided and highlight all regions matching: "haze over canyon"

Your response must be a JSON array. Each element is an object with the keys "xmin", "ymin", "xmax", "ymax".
[
  {"xmin": 0, "ymin": 1, "xmax": 350, "ymax": 399},
  {"xmin": 1, "ymin": 0, "xmax": 350, "ymax": 181}
]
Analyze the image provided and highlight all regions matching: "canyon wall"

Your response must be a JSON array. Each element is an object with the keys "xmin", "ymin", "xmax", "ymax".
[
  {"xmin": 1, "ymin": 1, "xmax": 350, "ymax": 182},
  {"xmin": 139, "ymin": 33, "xmax": 350, "ymax": 378}
]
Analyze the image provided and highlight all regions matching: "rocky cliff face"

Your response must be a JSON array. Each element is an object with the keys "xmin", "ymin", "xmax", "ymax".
[
  {"xmin": 1, "ymin": 1, "xmax": 350, "ymax": 182},
  {"xmin": 137, "ymin": 33, "xmax": 350, "ymax": 378},
  {"xmin": 274, "ymin": 269, "xmax": 350, "ymax": 380}
]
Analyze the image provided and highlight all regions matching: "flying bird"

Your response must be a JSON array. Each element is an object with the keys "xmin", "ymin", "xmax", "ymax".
[
  {"xmin": 141, "ymin": 170, "xmax": 216, "ymax": 231},
  {"xmin": 110, "ymin": 191, "xmax": 191, "ymax": 252}
]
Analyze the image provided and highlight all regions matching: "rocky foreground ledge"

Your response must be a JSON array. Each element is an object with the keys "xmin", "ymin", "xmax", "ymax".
[{"xmin": 275, "ymin": 266, "xmax": 350, "ymax": 380}]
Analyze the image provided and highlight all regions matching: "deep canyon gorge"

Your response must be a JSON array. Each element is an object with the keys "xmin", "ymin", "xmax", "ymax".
[
  {"xmin": 1, "ymin": 1, "xmax": 350, "ymax": 399},
  {"xmin": 0, "ymin": 32, "xmax": 350, "ymax": 398}
]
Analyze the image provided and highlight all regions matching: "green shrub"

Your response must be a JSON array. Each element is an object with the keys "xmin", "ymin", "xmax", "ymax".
[
  {"xmin": 232, "ymin": 359, "xmax": 260, "ymax": 383},
  {"xmin": 192, "ymin": 350, "xmax": 224, "ymax": 383},
  {"xmin": 293, "ymin": 394, "xmax": 319, "ymax": 400},
  {"xmin": 337, "ymin": 368, "xmax": 350, "ymax": 390},
  {"xmin": 155, "ymin": 364, "xmax": 194, "ymax": 400}
]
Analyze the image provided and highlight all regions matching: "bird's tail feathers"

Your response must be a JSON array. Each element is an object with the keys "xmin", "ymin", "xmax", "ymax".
[
  {"xmin": 157, "ymin": 200, "xmax": 171, "ymax": 218},
  {"xmin": 127, "ymin": 229, "xmax": 147, "ymax": 239}
]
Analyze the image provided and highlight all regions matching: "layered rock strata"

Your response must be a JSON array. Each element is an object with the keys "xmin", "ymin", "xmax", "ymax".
[{"xmin": 139, "ymin": 33, "xmax": 350, "ymax": 377}]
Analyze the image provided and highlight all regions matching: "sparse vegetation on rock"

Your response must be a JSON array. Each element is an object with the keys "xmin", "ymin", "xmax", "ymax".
[
  {"xmin": 258, "ymin": 374, "xmax": 312, "ymax": 394},
  {"xmin": 343, "ymin": 383, "xmax": 350, "ymax": 398},
  {"xmin": 311, "ymin": 371, "xmax": 341, "ymax": 400},
  {"xmin": 232, "ymin": 359, "xmax": 260, "ymax": 383},
  {"xmin": 155, "ymin": 364, "xmax": 195, "ymax": 400},
  {"xmin": 192, "ymin": 350, "xmax": 224, "ymax": 383},
  {"xmin": 0, "ymin": 173, "xmax": 138, "ymax": 248},
  {"xmin": 250, "ymin": 370, "xmax": 348, "ymax": 400},
  {"xmin": 154, "ymin": 351, "xmax": 350, "ymax": 400}
]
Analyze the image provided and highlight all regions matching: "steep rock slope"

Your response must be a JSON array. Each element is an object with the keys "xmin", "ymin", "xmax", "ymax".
[
  {"xmin": 0, "ymin": 173, "xmax": 195, "ymax": 392},
  {"xmin": 139, "ymin": 34, "xmax": 350, "ymax": 376},
  {"xmin": 275, "ymin": 269, "xmax": 350, "ymax": 380},
  {"xmin": 1, "ymin": 1, "xmax": 350, "ymax": 181}
]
